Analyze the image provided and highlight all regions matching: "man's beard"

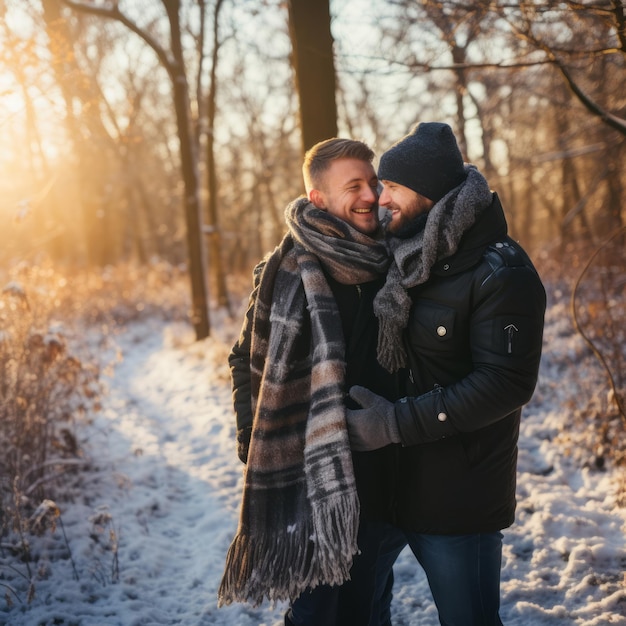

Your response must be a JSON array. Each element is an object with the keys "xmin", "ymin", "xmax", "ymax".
[{"xmin": 391, "ymin": 212, "xmax": 429, "ymax": 239}]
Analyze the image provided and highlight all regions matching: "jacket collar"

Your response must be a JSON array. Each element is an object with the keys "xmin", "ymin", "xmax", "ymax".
[{"xmin": 431, "ymin": 193, "xmax": 508, "ymax": 276}]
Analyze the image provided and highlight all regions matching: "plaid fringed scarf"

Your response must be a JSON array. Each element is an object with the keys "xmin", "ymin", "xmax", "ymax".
[
  {"xmin": 375, "ymin": 165, "xmax": 493, "ymax": 372},
  {"xmin": 218, "ymin": 197, "xmax": 389, "ymax": 607}
]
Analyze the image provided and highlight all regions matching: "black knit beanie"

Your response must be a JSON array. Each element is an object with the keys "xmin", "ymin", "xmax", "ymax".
[{"xmin": 378, "ymin": 122, "xmax": 466, "ymax": 202}]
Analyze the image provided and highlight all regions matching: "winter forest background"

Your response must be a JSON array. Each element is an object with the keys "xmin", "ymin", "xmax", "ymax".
[{"xmin": 1, "ymin": 1, "xmax": 625, "ymax": 624}]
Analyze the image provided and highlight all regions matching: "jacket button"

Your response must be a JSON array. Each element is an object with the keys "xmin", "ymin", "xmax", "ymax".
[
  {"xmin": 443, "ymin": 263, "xmax": 450, "ymax": 270},
  {"xmin": 437, "ymin": 412, "xmax": 447, "ymax": 422},
  {"xmin": 437, "ymin": 325, "xmax": 447, "ymax": 337}
]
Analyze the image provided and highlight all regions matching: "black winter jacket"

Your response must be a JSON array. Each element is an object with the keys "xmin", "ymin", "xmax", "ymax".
[{"xmin": 393, "ymin": 193, "xmax": 546, "ymax": 534}]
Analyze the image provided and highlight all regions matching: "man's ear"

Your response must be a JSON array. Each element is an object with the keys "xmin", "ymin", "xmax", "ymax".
[{"xmin": 309, "ymin": 188, "xmax": 326, "ymax": 209}]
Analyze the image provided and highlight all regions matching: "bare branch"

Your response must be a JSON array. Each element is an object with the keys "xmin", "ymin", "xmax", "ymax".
[
  {"xmin": 501, "ymin": 3, "xmax": 626, "ymax": 136},
  {"xmin": 571, "ymin": 225, "xmax": 626, "ymax": 423},
  {"xmin": 62, "ymin": 0, "xmax": 175, "ymax": 76},
  {"xmin": 553, "ymin": 57, "xmax": 626, "ymax": 134}
]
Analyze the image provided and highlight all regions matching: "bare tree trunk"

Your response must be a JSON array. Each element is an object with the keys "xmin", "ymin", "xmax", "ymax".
[
  {"xmin": 164, "ymin": 0, "xmax": 211, "ymax": 338},
  {"xmin": 598, "ymin": 54, "xmax": 624, "ymax": 237},
  {"xmin": 605, "ymin": 141, "xmax": 625, "ymax": 235},
  {"xmin": 204, "ymin": 0, "xmax": 230, "ymax": 310},
  {"xmin": 451, "ymin": 44, "xmax": 468, "ymax": 157},
  {"xmin": 287, "ymin": 0, "xmax": 338, "ymax": 154},
  {"xmin": 62, "ymin": 0, "xmax": 211, "ymax": 339}
]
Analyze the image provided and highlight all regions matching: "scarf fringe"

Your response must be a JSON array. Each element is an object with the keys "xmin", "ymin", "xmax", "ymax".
[
  {"xmin": 377, "ymin": 315, "xmax": 408, "ymax": 373},
  {"xmin": 375, "ymin": 274, "xmax": 412, "ymax": 373},
  {"xmin": 218, "ymin": 525, "xmax": 313, "ymax": 608},
  {"xmin": 218, "ymin": 493, "xmax": 360, "ymax": 608},
  {"xmin": 310, "ymin": 492, "xmax": 360, "ymax": 585}
]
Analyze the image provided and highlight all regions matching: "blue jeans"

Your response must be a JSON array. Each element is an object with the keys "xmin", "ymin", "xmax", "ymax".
[
  {"xmin": 286, "ymin": 520, "xmax": 393, "ymax": 625},
  {"xmin": 373, "ymin": 526, "xmax": 504, "ymax": 626}
]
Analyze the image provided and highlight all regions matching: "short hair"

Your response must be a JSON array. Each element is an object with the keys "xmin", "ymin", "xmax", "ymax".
[{"xmin": 302, "ymin": 138, "xmax": 375, "ymax": 193}]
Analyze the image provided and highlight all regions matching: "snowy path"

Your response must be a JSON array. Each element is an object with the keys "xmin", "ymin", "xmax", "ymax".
[
  {"xmin": 72, "ymin": 321, "xmax": 278, "ymax": 625},
  {"xmin": 2, "ymin": 312, "xmax": 626, "ymax": 625}
]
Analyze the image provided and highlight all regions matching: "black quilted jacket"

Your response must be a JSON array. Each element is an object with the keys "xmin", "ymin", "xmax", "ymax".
[{"xmin": 392, "ymin": 193, "xmax": 546, "ymax": 533}]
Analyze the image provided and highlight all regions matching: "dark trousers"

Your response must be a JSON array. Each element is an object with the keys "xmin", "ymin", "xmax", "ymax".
[
  {"xmin": 372, "ymin": 526, "xmax": 504, "ymax": 626},
  {"xmin": 285, "ymin": 520, "xmax": 393, "ymax": 626}
]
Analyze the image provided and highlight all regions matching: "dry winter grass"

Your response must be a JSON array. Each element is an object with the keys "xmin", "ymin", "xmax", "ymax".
[
  {"xmin": 0, "ymin": 260, "xmax": 192, "ymax": 606},
  {"xmin": 538, "ymin": 234, "xmax": 626, "ymax": 501}
]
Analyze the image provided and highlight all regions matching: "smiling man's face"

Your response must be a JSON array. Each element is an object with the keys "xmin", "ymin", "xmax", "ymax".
[
  {"xmin": 309, "ymin": 158, "xmax": 380, "ymax": 235},
  {"xmin": 379, "ymin": 180, "xmax": 434, "ymax": 238}
]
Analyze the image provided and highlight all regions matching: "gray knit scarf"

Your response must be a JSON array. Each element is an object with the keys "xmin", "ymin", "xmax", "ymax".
[
  {"xmin": 375, "ymin": 165, "xmax": 493, "ymax": 372},
  {"xmin": 219, "ymin": 197, "xmax": 389, "ymax": 607}
]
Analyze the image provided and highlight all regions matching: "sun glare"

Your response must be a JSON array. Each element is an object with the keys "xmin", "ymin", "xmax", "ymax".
[{"xmin": 0, "ymin": 73, "xmax": 24, "ymax": 118}]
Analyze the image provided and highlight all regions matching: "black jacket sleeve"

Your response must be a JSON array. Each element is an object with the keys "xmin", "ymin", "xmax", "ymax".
[{"xmin": 228, "ymin": 261, "xmax": 265, "ymax": 463}]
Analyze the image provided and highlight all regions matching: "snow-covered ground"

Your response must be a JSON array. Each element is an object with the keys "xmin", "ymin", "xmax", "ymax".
[{"xmin": 2, "ymin": 300, "xmax": 626, "ymax": 625}]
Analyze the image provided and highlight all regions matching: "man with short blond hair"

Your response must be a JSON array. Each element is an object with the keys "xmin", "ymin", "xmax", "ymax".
[{"xmin": 220, "ymin": 138, "xmax": 402, "ymax": 625}]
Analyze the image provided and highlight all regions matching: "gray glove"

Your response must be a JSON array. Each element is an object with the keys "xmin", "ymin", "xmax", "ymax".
[{"xmin": 346, "ymin": 385, "xmax": 401, "ymax": 451}]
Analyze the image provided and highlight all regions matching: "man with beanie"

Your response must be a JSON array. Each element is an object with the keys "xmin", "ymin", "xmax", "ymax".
[
  {"xmin": 345, "ymin": 122, "xmax": 546, "ymax": 625},
  {"xmin": 219, "ymin": 138, "xmax": 403, "ymax": 625}
]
